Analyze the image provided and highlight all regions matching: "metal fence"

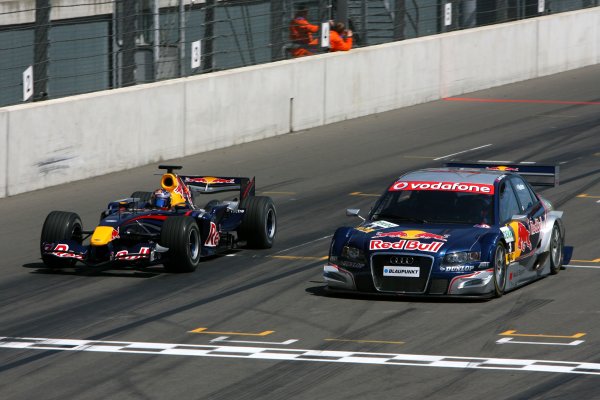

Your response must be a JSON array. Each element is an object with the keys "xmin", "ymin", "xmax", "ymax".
[{"xmin": 0, "ymin": 0, "xmax": 597, "ymax": 107}]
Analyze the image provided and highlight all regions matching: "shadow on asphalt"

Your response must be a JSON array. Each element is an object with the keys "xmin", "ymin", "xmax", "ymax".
[
  {"xmin": 22, "ymin": 262, "xmax": 162, "ymax": 278},
  {"xmin": 305, "ymin": 285, "xmax": 491, "ymax": 303}
]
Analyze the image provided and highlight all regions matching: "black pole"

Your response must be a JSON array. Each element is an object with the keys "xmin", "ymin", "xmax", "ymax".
[
  {"xmin": 393, "ymin": 0, "xmax": 406, "ymax": 41},
  {"xmin": 122, "ymin": 0, "xmax": 137, "ymax": 87},
  {"xmin": 270, "ymin": 0, "xmax": 284, "ymax": 61},
  {"xmin": 496, "ymin": 0, "xmax": 509, "ymax": 22},
  {"xmin": 335, "ymin": 0, "xmax": 348, "ymax": 26},
  {"xmin": 202, "ymin": 0, "xmax": 215, "ymax": 73},
  {"xmin": 34, "ymin": 0, "xmax": 50, "ymax": 99}
]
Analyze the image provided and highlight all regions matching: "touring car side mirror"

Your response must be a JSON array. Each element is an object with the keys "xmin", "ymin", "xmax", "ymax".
[
  {"xmin": 346, "ymin": 209, "xmax": 365, "ymax": 221},
  {"xmin": 511, "ymin": 214, "xmax": 527, "ymax": 222}
]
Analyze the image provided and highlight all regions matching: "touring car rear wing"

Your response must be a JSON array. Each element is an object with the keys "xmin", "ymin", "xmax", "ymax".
[{"xmin": 445, "ymin": 161, "xmax": 559, "ymax": 187}]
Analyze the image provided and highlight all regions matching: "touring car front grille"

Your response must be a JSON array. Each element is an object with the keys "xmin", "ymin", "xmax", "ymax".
[{"xmin": 371, "ymin": 253, "xmax": 434, "ymax": 294}]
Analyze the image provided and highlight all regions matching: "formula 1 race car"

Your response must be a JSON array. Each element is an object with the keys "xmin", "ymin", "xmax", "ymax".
[
  {"xmin": 324, "ymin": 162, "xmax": 570, "ymax": 298},
  {"xmin": 40, "ymin": 165, "xmax": 276, "ymax": 272}
]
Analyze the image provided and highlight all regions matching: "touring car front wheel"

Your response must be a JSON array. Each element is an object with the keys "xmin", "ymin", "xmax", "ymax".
[
  {"xmin": 40, "ymin": 211, "xmax": 83, "ymax": 268},
  {"xmin": 549, "ymin": 225, "xmax": 563, "ymax": 275},
  {"xmin": 238, "ymin": 196, "xmax": 277, "ymax": 249},
  {"xmin": 160, "ymin": 216, "xmax": 201, "ymax": 273},
  {"xmin": 493, "ymin": 243, "xmax": 507, "ymax": 298}
]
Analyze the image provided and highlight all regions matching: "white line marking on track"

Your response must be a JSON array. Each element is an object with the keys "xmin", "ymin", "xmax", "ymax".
[
  {"xmin": 565, "ymin": 265, "xmax": 600, "ymax": 269},
  {"xmin": 1, "ymin": 336, "xmax": 599, "ymax": 376},
  {"xmin": 433, "ymin": 144, "xmax": 493, "ymax": 161},
  {"xmin": 210, "ymin": 336, "xmax": 299, "ymax": 345},
  {"xmin": 497, "ymin": 337, "xmax": 585, "ymax": 346},
  {"xmin": 478, "ymin": 160, "xmax": 512, "ymax": 163}
]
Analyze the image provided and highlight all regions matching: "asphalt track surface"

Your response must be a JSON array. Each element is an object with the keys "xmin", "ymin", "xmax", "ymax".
[{"xmin": 0, "ymin": 64, "xmax": 599, "ymax": 400}]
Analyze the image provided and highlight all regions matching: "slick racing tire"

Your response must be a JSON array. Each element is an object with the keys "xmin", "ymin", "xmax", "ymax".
[
  {"xmin": 549, "ymin": 224, "xmax": 563, "ymax": 275},
  {"xmin": 131, "ymin": 191, "xmax": 153, "ymax": 204},
  {"xmin": 160, "ymin": 216, "xmax": 201, "ymax": 273},
  {"xmin": 238, "ymin": 196, "xmax": 276, "ymax": 249},
  {"xmin": 40, "ymin": 211, "xmax": 83, "ymax": 268},
  {"xmin": 493, "ymin": 243, "xmax": 507, "ymax": 298}
]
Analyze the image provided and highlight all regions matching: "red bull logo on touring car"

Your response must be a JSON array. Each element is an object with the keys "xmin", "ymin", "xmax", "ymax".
[
  {"xmin": 390, "ymin": 181, "xmax": 494, "ymax": 194},
  {"xmin": 515, "ymin": 222, "xmax": 532, "ymax": 252},
  {"xmin": 506, "ymin": 221, "xmax": 534, "ymax": 260},
  {"xmin": 374, "ymin": 230, "xmax": 449, "ymax": 241},
  {"xmin": 370, "ymin": 239, "xmax": 444, "ymax": 253}
]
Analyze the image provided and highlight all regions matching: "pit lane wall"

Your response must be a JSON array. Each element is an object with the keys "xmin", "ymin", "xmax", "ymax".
[{"xmin": 1, "ymin": 8, "xmax": 598, "ymax": 198}]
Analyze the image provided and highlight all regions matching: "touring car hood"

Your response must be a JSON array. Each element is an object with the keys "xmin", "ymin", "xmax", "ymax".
[{"xmin": 348, "ymin": 221, "xmax": 491, "ymax": 255}]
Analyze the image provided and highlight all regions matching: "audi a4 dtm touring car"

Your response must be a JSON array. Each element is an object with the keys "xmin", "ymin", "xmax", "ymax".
[
  {"xmin": 324, "ymin": 162, "xmax": 570, "ymax": 298},
  {"xmin": 40, "ymin": 165, "xmax": 276, "ymax": 272}
]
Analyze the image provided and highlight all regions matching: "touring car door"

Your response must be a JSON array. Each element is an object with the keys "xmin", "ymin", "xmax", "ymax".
[
  {"xmin": 510, "ymin": 176, "xmax": 545, "ymax": 267},
  {"xmin": 498, "ymin": 180, "xmax": 536, "ymax": 273}
]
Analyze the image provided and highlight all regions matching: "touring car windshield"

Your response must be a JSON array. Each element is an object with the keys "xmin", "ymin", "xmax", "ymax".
[{"xmin": 371, "ymin": 189, "xmax": 494, "ymax": 225}]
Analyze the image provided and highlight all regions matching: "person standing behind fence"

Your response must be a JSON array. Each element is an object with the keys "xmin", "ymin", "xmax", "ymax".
[
  {"xmin": 289, "ymin": 4, "xmax": 319, "ymax": 58},
  {"xmin": 329, "ymin": 22, "xmax": 353, "ymax": 52}
]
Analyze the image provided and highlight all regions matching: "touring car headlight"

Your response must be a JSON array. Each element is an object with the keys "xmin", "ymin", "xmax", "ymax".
[
  {"xmin": 443, "ymin": 251, "xmax": 480, "ymax": 264},
  {"xmin": 342, "ymin": 246, "xmax": 365, "ymax": 261}
]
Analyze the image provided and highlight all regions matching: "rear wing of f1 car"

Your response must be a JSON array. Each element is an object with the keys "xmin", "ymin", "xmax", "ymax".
[
  {"xmin": 158, "ymin": 165, "xmax": 256, "ymax": 201},
  {"xmin": 181, "ymin": 176, "xmax": 255, "ymax": 199},
  {"xmin": 445, "ymin": 161, "xmax": 559, "ymax": 187}
]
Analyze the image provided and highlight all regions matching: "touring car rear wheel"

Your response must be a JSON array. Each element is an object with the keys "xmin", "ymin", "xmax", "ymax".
[
  {"xmin": 549, "ymin": 225, "xmax": 563, "ymax": 275},
  {"xmin": 160, "ymin": 216, "xmax": 201, "ymax": 272},
  {"xmin": 238, "ymin": 196, "xmax": 276, "ymax": 249},
  {"xmin": 493, "ymin": 243, "xmax": 507, "ymax": 298},
  {"xmin": 40, "ymin": 211, "xmax": 83, "ymax": 268}
]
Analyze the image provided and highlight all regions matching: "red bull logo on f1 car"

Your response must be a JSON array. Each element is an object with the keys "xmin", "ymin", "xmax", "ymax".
[
  {"xmin": 185, "ymin": 177, "xmax": 236, "ymax": 184},
  {"xmin": 49, "ymin": 243, "xmax": 84, "ymax": 260},
  {"xmin": 390, "ymin": 181, "xmax": 494, "ymax": 194},
  {"xmin": 370, "ymin": 239, "xmax": 444, "ymax": 253},
  {"xmin": 486, "ymin": 166, "xmax": 519, "ymax": 172},
  {"xmin": 374, "ymin": 230, "xmax": 449, "ymax": 241}
]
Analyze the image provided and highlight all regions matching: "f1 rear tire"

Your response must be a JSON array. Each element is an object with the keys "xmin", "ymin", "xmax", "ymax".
[
  {"xmin": 40, "ymin": 211, "xmax": 83, "ymax": 268},
  {"xmin": 238, "ymin": 196, "xmax": 276, "ymax": 249},
  {"xmin": 160, "ymin": 216, "xmax": 201, "ymax": 272}
]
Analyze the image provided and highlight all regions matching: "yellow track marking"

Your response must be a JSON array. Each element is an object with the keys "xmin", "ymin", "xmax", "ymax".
[
  {"xmin": 577, "ymin": 193, "xmax": 600, "ymax": 199},
  {"xmin": 271, "ymin": 255, "xmax": 328, "ymax": 261},
  {"xmin": 571, "ymin": 259, "xmax": 600, "ymax": 263},
  {"xmin": 325, "ymin": 338, "xmax": 405, "ymax": 344},
  {"xmin": 189, "ymin": 328, "xmax": 275, "ymax": 336},
  {"xmin": 349, "ymin": 192, "xmax": 380, "ymax": 197},
  {"xmin": 500, "ymin": 330, "xmax": 586, "ymax": 339}
]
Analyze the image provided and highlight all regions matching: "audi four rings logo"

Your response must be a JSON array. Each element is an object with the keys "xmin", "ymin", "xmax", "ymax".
[{"xmin": 390, "ymin": 256, "xmax": 414, "ymax": 265}]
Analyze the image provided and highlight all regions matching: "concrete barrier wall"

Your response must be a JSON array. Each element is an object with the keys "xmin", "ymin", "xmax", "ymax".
[
  {"xmin": 6, "ymin": 82, "xmax": 185, "ymax": 194},
  {"xmin": 1, "ymin": 7, "xmax": 599, "ymax": 197},
  {"xmin": 0, "ymin": 110, "xmax": 7, "ymax": 198}
]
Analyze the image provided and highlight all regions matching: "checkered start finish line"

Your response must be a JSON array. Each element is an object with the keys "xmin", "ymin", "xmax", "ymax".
[{"xmin": 1, "ymin": 336, "xmax": 599, "ymax": 376}]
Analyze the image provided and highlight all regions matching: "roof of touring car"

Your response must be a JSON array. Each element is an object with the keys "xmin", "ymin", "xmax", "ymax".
[{"xmin": 397, "ymin": 168, "xmax": 505, "ymax": 185}]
